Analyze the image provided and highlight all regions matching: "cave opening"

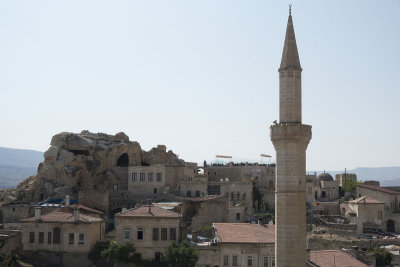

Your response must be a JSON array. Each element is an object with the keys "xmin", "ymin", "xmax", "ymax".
[{"xmin": 117, "ymin": 153, "xmax": 129, "ymax": 167}]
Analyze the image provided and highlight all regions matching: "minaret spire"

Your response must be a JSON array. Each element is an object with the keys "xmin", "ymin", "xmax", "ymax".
[{"xmin": 279, "ymin": 9, "xmax": 301, "ymax": 72}]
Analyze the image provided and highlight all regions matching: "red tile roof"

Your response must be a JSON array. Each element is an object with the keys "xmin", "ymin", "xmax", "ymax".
[
  {"xmin": 309, "ymin": 250, "xmax": 368, "ymax": 267},
  {"xmin": 21, "ymin": 211, "xmax": 103, "ymax": 223},
  {"xmin": 71, "ymin": 204, "xmax": 103, "ymax": 214},
  {"xmin": 116, "ymin": 206, "xmax": 181, "ymax": 218},
  {"xmin": 213, "ymin": 223, "xmax": 275, "ymax": 244},
  {"xmin": 358, "ymin": 184, "xmax": 398, "ymax": 194},
  {"xmin": 350, "ymin": 196, "xmax": 384, "ymax": 204}
]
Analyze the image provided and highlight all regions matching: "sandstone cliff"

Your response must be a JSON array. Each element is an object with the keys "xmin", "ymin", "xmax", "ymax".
[{"xmin": 0, "ymin": 131, "xmax": 183, "ymax": 205}]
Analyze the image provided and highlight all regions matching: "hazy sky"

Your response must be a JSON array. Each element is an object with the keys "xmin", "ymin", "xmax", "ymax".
[{"xmin": 1, "ymin": 1, "xmax": 399, "ymax": 171}]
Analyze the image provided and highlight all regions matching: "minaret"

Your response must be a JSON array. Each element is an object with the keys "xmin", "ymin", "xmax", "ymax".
[{"xmin": 270, "ymin": 8, "xmax": 312, "ymax": 267}]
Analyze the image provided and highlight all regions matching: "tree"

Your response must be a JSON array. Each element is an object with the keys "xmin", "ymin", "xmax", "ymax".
[
  {"xmin": 162, "ymin": 241, "xmax": 199, "ymax": 267},
  {"xmin": 0, "ymin": 253, "xmax": 20, "ymax": 267},
  {"xmin": 371, "ymin": 247, "xmax": 392, "ymax": 266},
  {"xmin": 88, "ymin": 240, "xmax": 110, "ymax": 265},
  {"xmin": 101, "ymin": 241, "xmax": 139, "ymax": 263}
]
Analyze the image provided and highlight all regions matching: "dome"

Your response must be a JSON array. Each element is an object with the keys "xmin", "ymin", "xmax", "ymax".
[{"xmin": 318, "ymin": 172, "xmax": 333, "ymax": 181}]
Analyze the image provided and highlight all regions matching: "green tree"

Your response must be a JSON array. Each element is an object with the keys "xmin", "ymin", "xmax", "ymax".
[
  {"xmin": 162, "ymin": 241, "xmax": 199, "ymax": 267},
  {"xmin": 342, "ymin": 178, "xmax": 361, "ymax": 193},
  {"xmin": 101, "ymin": 241, "xmax": 139, "ymax": 263},
  {"xmin": 371, "ymin": 247, "xmax": 392, "ymax": 266},
  {"xmin": 88, "ymin": 240, "xmax": 111, "ymax": 265},
  {"xmin": 0, "ymin": 253, "xmax": 20, "ymax": 267}
]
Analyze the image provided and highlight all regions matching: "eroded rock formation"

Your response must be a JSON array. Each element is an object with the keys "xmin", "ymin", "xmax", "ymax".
[{"xmin": 0, "ymin": 131, "xmax": 182, "ymax": 205}]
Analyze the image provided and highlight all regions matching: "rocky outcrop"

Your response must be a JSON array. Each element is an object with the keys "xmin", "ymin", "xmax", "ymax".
[{"xmin": 0, "ymin": 131, "xmax": 183, "ymax": 205}]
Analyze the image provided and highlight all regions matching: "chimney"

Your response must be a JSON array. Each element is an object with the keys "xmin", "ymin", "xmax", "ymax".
[
  {"xmin": 65, "ymin": 195, "xmax": 70, "ymax": 207},
  {"xmin": 148, "ymin": 205, "xmax": 152, "ymax": 214},
  {"xmin": 35, "ymin": 206, "xmax": 42, "ymax": 221},
  {"xmin": 74, "ymin": 207, "xmax": 80, "ymax": 223}
]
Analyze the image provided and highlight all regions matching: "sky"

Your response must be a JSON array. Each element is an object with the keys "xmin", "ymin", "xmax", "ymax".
[{"xmin": 0, "ymin": 1, "xmax": 399, "ymax": 171}]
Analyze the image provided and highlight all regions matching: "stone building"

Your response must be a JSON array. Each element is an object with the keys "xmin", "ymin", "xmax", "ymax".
[
  {"xmin": 306, "ymin": 173, "xmax": 339, "ymax": 204},
  {"xmin": 269, "ymin": 10, "xmax": 312, "ymax": 267},
  {"xmin": 20, "ymin": 207, "xmax": 105, "ymax": 267},
  {"xmin": 340, "ymin": 196, "xmax": 385, "ymax": 235},
  {"xmin": 195, "ymin": 223, "xmax": 275, "ymax": 267},
  {"xmin": 356, "ymin": 183, "xmax": 400, "ymax": 233},
  {"xmin": 181, "ymin": 195, "xmax": 246, "ymax": 232},
  {"xmin": 114, "ymin": 205, "xmax": 181, "ymax": 261},
  {"xmin": 179, "ymin": 176, "xmax": 254, "ymax": 220}
]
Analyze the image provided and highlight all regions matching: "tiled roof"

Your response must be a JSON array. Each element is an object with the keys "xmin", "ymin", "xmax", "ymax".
[
  {"xmin": 309, "ymin": 250, "xmax": 368, "ymax": 267},
  {"xmin": 182, "ymin": 195, "xmax": 225, "ymax": 202},
  {"xmin": 213, "ymin": 223, "xmax": 275, "ymax": 243},
  {"xmin": 350, "ymin": 196, "xmax": 384, "ymax": 204},
  {"xmin": 21, "ymin": 211, "xmax": 103, "ymax": 223},
  {"xmin": 358, "ymin": 184, "xmax": 398, "ymax": 194},
  {"xmin": 116, "ymin": 206, "xmax": 181, "ymax": 218},
  {"xmin": 71, "ymin": 204, "xmax": 103, "ymax": 214}
]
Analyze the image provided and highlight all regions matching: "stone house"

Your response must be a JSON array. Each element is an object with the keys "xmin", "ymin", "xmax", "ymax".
[
  {"xmin": 181, "ymin": 195, "xmax": 246, "ymax": 232},
  {"xmin": 179, "ymin": 179, "xmax": 253, "ymax": 219},
  {"xmin": 114, "ymin": 205, "xmax": 181, "ymax": 261},
  {"xmin": 195, "ymin": 223, "xmax": 275, "ymax": 267},
  {"xmin": 340, "ymin": 196, "xmax": 385, "ymax": 235},
  {"xmin": 306, "ymin": 173, "xmax": 339, "ymax": 204},
  {"xmin": 20, "ymin": 207, "xmax": 105, "ymax": 267},
  {"xmin": 357, "ymin": 184, "xmax": 400, "ymax": 233}
]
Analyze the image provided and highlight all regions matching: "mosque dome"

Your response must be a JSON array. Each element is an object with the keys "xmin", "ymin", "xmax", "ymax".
[{"xmin": 318, "ymin": 172, "xmax": 333, "ymax": 182}]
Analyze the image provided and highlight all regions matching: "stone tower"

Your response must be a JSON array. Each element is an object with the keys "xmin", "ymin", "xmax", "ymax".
[{"xmin": 270, "ymin": 10, "xmax": 312, "ymax": 267}]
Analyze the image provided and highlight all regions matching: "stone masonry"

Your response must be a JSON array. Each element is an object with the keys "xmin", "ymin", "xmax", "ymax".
[{"xmin": 270, "ymin": 12, "xmax": 312, "ymax": 267}]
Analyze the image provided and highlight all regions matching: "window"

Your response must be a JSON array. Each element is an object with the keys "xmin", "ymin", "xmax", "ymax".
[
  {"xmin": 53, "ymin": 227, "xmax": 61, "ymax": 244},
  {"xmin": 48, "ymin": 232, "xmax": 52, "ymax": 244},
  {"xmin": 378, "ymin": 211, "xmax": 382, "ymax": 219},
  {"xmin": 187, "ymin": 190, "xmax": 192, "ymax": 197},
  {"xmin": 140, "ymin": 173, "xmax": 145, "ymax": 182},
  {"xmin": 154, "ymin": 188, "xmax": 157, "ymax": 194},
  {"xmin": 271, "ymin": 257, "xmax": 275, "ymax": 267},
  {"xmin": 69, "ymin": 233, "xmax": 74, "ymax": 245},
  {"xmin": 236, "ymin": 193, "xmax": 240, "ymax": 200},
  {"xmin": 156, "ymin": 173, "xmax": 162, "ymax": 182},
  {"xmin": 233, "ymin": 255, "xmax": 238, "ymax": 266},
  {"xmin": 195, "ymin": 190, "xmax": 200, "ymax": 197},
  {"xmin": 39, "ymin": 232, "xmax": 44, "ymax": 244},
  {"xmin": 124, "ymin": 228, "xmax": 131, "ymax": 241},
  {"xmin": 113, "ymin": 184, "xmax": 118, "ymax": 190},
  {"xmin": 161, "ymin": 228, "xmax": 167, "ymax": 240},
  {"xmin": 236, "ymin": 213, "xmax": 241, "ymax": 221},
  {"xmin": 247, "ymin": 256, "xmax": 253, "ymax": 267},
  {"xmin": 132, "ymin": 173, "xmax": 137, "ymax": 182},
  {"xmin": 29, "ymin": 232, "xmax": 35, "ymax": 243},
  {"xmin": 153, "ymin": 228, "xmax": 159, "ymax": 240},
  {"xmin": 79, "ymin": 233, "xmax": 84, "ymax": 245},
  {"xmin": 263, "ymin": 257, "xmax": 269, "ymax": 267},
  {"xmin": 223, "ymin": 255, "xmax": 229, "ymax": 266},
  {"xmin": 170, "ymin": 228, "xmax": 176, "ymax": 240},
  {"xmin": 148, "ymin": 173, "xmax": 154, "ymax": 182},
  {"xmin": 137, "ymin": 228, "xmax": 143, "ymax": 240},
  {"xmin": 242, "ymin": 193, "xmax": 246, "ymax": 200}
]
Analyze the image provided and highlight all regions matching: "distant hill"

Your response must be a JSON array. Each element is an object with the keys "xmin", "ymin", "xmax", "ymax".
[
  {"xmin": 0, "ymin": 147, "xmax": 43, "ymax": 188},
  {"xmin": 310, "ymin": 167, "xmax": 400, "ymax": 186}
]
